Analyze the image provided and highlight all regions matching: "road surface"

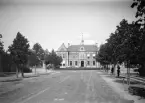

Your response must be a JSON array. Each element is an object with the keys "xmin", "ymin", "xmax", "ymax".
[{"xmin": 0, "ymin": 70, "xmax": 134, "ymax": 103}]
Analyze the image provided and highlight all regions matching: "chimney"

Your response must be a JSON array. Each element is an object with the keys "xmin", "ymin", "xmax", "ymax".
[{"xmin": 95, "ymin": 43, "xmax": 98, "ymax": 46}]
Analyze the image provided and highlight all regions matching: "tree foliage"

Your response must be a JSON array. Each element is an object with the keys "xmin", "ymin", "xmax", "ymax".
[
  {"xmin": 45, "ymin": 49, "xmax": 62, "ymax": 68},
  {"xmin": 0, "ymin": 34, "xmax": 4, "ymax": 72},
  {"xmin": 96, "ymin": 18, "xmax": 145, "ymax": 76},
  {"xmin": 28, "ymin": 49, "xmax": 40, "ymax": 67},
  {"xmin": 8, "ymin": 32, "xmax": 30, "ymax": 77},
  {"xmin": 131, "ymin": 0, "xmax": 145, "ymax": 27},
  {"xmin": 96, "ymin": 1, "xmax": 145, "ymax": 76},
  {"xmin": 96, "ymin": 43, "xmax": 111, "ymax": 65},
  {"xmin": 0, "ymin": 34, "xmax": 4, "ymax": 53},
  {"xmin": 1, "ymin": 52, "xmax": 13, "ymax": 72},
  {"xmin": 131, "ymin": 0, "xmax": 145, "ymax": 76},
  {"xmin": 32, "ymin": 43, "xmax": 45, "ymax": 66}
]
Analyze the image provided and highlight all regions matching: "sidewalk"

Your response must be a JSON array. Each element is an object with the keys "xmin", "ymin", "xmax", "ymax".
[
  {"xmin": 0, "ymin": 69, "xmax": 54, "ymax": 97},
  {"xmin": 0, "ymin": 69, "xmax": 53, "ymax": 82},
  {"xmin": 97, "ymin": 70, "xmax": 145, "ymax": 103}
]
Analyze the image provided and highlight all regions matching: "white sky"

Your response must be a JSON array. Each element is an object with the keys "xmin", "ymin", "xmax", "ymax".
[{"xmin": 0, "ymin": 0, "xmax": 136, "ymax": 51}]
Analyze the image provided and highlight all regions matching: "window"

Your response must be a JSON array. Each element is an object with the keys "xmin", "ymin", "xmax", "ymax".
[
  {"xmin": 75, "ymin": 61, "xmax": 77, "ymax": 66},
  {"xmin": 93, "ymin": 61, "xmax": 95, "ymax": 66},
  {"xmin": 63, "ymin": 54, "xmax": 65, "ymax": 58},
  {"xmin": 70, "ymin": 61, "xmax": 72, "ymax": 66},
  {"xmin": 93, "ymin": 54, "xmax": 96, "ymax": 59},
  {"xmin": 87, "ymin": 61, "xmax": 90, "ymax": 65},
  {"xmin": 63, "ymin": 64, "xmax": 65, "ymax": 66},
  {"xmin": 73, "ymin": 55, "xmax": 75, "ymax": 58},
  {"xmin": 80, "ymin": 47, "xmax": 84, "ymax": 51},
  {"xmin": 87, "ymin": 54, "xmax": 90, "ymax": 59}
]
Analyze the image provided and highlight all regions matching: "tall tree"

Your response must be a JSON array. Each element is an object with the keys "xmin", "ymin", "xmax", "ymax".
[
  {"xmin": 0, "ymin": 34, "xmax": 4, "ymax": 52},
  {"xmin": 97, "ymin": 19, "xmax": 143, "ymax": 77},
  {"xmin": 0, "ymin": 34, "xmax": 4, "ymax": 72},
  {"xmin": 8, "ymin": 32, "xmax": 30, "ymax": 77},
  {"xmin": 32, "ymin": 43, "xmax": 45, "ymax": 66},
  {"xmin": 28, "ymin": 49, "xmax": 40, "ymax": 74},
  {"xmin": 131, "ymin": 0, "xmax": 145, "ymax": 76},
  {"xmin": 96, "ymin": 43, "xmax": 111, "ymax": 66}
]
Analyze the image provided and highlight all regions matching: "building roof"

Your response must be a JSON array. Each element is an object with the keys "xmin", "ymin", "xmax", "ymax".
[
  {"xmin": 67, "ymin": 45, "xmax": 98, "ymax": 52},
  {"xmin": 57, "ymin": 43, "xmax": 67, "ymax": 52}
]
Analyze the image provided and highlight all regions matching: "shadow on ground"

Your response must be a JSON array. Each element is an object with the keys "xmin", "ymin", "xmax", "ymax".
[{"xmin": 128, "ymin": 86, "xmax": 145, "ymax": 99}]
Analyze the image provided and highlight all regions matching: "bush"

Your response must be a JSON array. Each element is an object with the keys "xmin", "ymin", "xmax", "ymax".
[
  {"xmin": 138, "ymin": 67, "xmax": 145, "ymax": 76},
  {"xmin": 128, "ymin": 86, "xmax": 145, "ymax": 98},
  {"xmin": 23, "ymin": 66, "xmax": 32, "ymax": 73}
]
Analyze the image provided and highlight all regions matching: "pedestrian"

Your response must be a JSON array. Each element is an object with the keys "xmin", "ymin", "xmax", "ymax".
[
  {"xmin": 111, "ymin": 67, "xmax": 114, "ymax": 75},
  {"xmin": 117, "ymin": 65, "xmax": 120, "ymax": 77}
]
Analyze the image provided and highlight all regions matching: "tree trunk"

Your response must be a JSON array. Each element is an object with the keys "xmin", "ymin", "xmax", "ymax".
[
  {"xmin": 35, "ymin": 65, "xmax": 36, "ymax": 74},
  {"xmin": 0, "ymin": 54, "xmax": 3, "ymax": 72},
  {"xmin": 21, "ymin": 65, "xmax": 24, "ymax": 78},
  {"xmin": 45, "ymin": 65, "xmax": 47, "ymax": 73},
  {"xmin": 113, "ymin": 64, "xmax": 116, "ymax": 76},
  {"xmin": 126, "ymin": 61, "xmax": 130, "ymax": 85},
  {"xmin": 16, "ymin": 65, "xmax": 19, "ymax": 78}
]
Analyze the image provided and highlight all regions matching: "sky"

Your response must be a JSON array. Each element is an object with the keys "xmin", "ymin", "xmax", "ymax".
[{"xmin": 0, "ymin": 0, "xmax": 137, "ymax": 51}]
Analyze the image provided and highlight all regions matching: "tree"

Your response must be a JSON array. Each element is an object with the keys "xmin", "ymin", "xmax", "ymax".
[
  {"xmin": 131, "ymin": 0, "xmax": 145, "ymax": 28},
  {"xmin": 44, "ymin": 49, "xmax": 49, "ymax": 55},
  {"xmin": 32, "ymin": 43, "xmax": 45, "ymax": 66},
  {"xmin": 45, "ymin": 49, "xmax": 62, "ymax": 69},
  {"xmin": 8, "ymin": 32, "xmax": 30, "ymax": 77},
  {"xmin": 97, "ymin": 19, "xmax": 143, "ymax": 78},
  {"xmin": 0, "ymin": 34, "xmax": 4, "ymax": 52},
  {"xmin": 96, "ymin": 43, "xmax": 111, "ymax": 65},
  {"xmin": 1, "ymin": 52, "xmax": 13, "ymax": 72},
  {"xmin": 28, "ymin": 49, "xmax": 40, "ymax": 67},
  {"xmin": 0, "ymin": 34, "xmax": 4, "ymax": 72},
  {"xmin": 131, "ymin": 0, "xmax": 145, "ymax": 76},
  {"xmin": 104, "ymin": 19, "xmax": 140, "ymax": 66},
  {"xmin": 28, "ymin": 49, "xmax": 40, "ymax": 74}
]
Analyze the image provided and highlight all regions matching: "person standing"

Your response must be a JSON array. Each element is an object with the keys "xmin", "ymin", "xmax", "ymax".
[
  {"xmin": 117, "ymin": 65, "xmax": 120, "ymax": 77},
  {"xmin": 111, "ymin": 66, "xmax": 114, "ymax": 75}
]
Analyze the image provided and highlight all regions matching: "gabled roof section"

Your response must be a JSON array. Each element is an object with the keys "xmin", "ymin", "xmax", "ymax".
[
  {"xmin": 57, "ymin": 43, "xmax": 67, "ymax": 52},
  {"xmin": 67, "ymin": 45, "xmax": 98, "ymax": 52}
]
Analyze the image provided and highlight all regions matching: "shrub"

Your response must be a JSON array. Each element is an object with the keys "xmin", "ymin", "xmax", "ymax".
[
  {"xmin": 133, "ymin": 68, "xmax": 138, "ymax": 72},
  {"xmin": 128, "ymin": 86, "xmax": 145, "ymax": 98},
  {"xmin": 138, "ymin": 67, "xmax": 145, "ymax": 76},
  {"xmin": 23, "ymin": 66, "xmax": 32, "ymax": 73}
]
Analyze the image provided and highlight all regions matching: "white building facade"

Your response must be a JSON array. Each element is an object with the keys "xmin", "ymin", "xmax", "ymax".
[{"xmin": 56, "ymin": 40, "xmax": 99, "ymax": 68}]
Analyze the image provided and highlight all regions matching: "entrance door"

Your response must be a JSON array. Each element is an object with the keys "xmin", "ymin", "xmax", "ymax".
[{"xmin": 81, "ymin": 61, "xmax": 84, "ymax": 67}]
